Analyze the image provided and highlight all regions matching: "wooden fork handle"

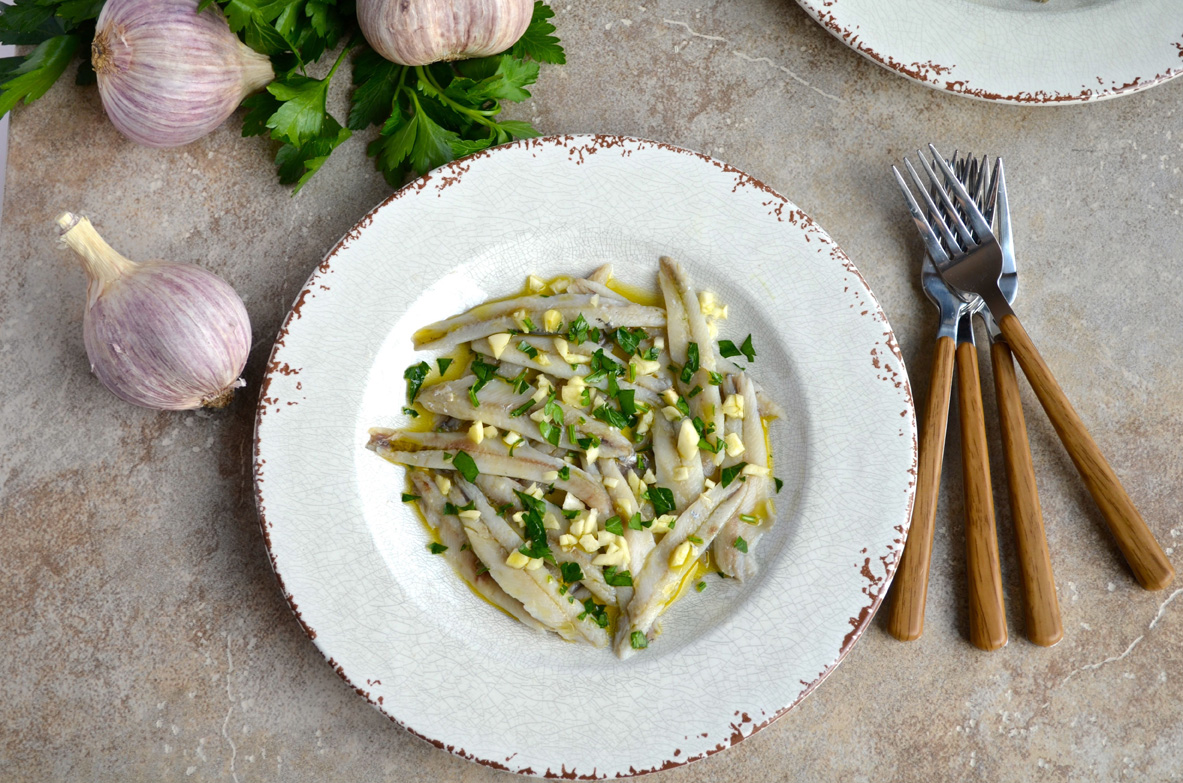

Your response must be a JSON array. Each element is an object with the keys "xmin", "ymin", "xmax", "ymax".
[
  {"xmin": 888, "ymin": 335, "xmax": 955, "ymax": 641},
  {"xmin": 957, "ymin": 341, "xmax": 1008, "ymax": 651},
  {"xmin": 991, "ymin": 339, "xmax": 1063, "ymax": 647},
  {"xmin": 998, "ymin": 313, "xmax": 1175, "ymax": 591}
]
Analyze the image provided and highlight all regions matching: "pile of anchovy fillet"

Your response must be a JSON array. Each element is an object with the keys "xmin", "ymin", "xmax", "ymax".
[{"xmin": 368, "ymin": 257, "xmax": 783, "ymax": 658}]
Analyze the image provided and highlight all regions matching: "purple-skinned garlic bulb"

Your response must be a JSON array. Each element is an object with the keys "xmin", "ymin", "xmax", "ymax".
[
  {"xmin": 57, "ymin": 212, "xmax": 252, "ymax": 410},
  {"xmin": 92, "ymin": 0, "xmax": 273, "ymax": 147},
  {"xmin": 358, "ymin": 0, "xmax": 533, "ymax": 67}
]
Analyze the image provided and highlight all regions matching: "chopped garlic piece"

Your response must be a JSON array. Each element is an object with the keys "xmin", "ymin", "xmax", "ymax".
[
  {"xmin": 503, "ymin": 431, "xmax": 523, "ymax": 448},
  {"xmin": 627, "ymin": 471, "xmax": 644, "ymax": 496},
  {"xmin": 635, "ymin": 409, "xmax": 655, "ymax": 436},
  {"xmin": 596, "ymin": 530, "xmax": 615, "ymax": 547},
  {"xmin": 585, "ymin": 508, "xmax": 598, "ymax": 529},
  {"xmin": 512, "ymin": 511, "xmax": 525, "ymax": 524},
  {"xmin": 661, "ymin": 388, "xmax": 680, "ymax": 406},
  {"xmin": 535, "ymin": 353, "xmax": 552, "ymax": 367},
  {"xmin": 704, "ymin": 478, "xmax": 716, "ymax": 490},
  {"xmin": 578, "ymin": 534, "xmax": 599, "ymax": 553},
  {"xmin": 559, "ymin": 534, "xmax": 578, "ymax": 551},
  {"xmin": 724, "ymin": 432, "xmax": 745, "ymax": 457},
  {"xmin": 699, "ymin": 290, "xmax": 717, "ymax": 314},
  {"xmin": 602, "ymin": 477, "xmax": 619, "ymax": 489},
  {"xmin": 633, "ymin": 358, "xmax": 662, "ymax": 376},
  {"xmin": 661, "ymin": 405, "xmax": 683, "ymax": 422},
  {"xmin": 512, "ymin": 309, "xmax": 532, "ymax": 331},
  {"xmin": 560, "ymin": 374, "xmax": 586, "ymax": 407},
  {"xmin": 529, "ymin": 410, "xmax": 547, "ymax": 423},
  {"xmin": 670, "ymin": 541, "xmax": 692, "ymax": 568},
  {"xmin": 550, "ymin": 277, "xmax": 570, "ymax": 293},
  {"xmin": 487, "ymin": 332, "xmax": 511, "ymax": 359},
  {"xmin": 742, "ymin": 463, "xmax": 771, "ymax": 477},
  {"xmin": 467, "ymin": 421, "xmax": 485, "ymax": 444},
  {"xmin": 653, "ymin": 514, "xmax": 676, "ymax": 533},
  {"xmin": 719, "ymin": 304, "xmax": 729, "ymax": 320},
  {"xmin": 483, "ymin": 425, "xmax": 498, "ymax": 438},
  {"xmin": 526, "ymin": 274, "xmax": 545, "ymax": 293},
  {"xmin": 673, "ymin": 466, "xmax": 690, "ymax": 481},
  {"xmin": 654, "ymin": 336, "xmax": 665, "ymax": 350},
  {"xmin": 506, "ymin": 550, "xmax": 531, "ymax": 569},
  {"xmin": 562, "ymin": 492, "xmax": 585, "ymax": 511},
  {"xmin": 458, "ymin": 509, "xmax": 481, "ymax": 521},
  {"xmin": 642, "ymin": 469, "xmax": 657, "ymax": 484},
  {"xmin": 525, "ymin": 557, "xmax": 545, "ymax": 571},
  {"xmin": 543, "ymin": 309, "xmax": 562, "ymax": 332},
  {"xmin": 585, "ymin": 445, "xmax": 600, "ymax": 462},
  {"xmin": 435, "ymin": 475, "xmax": 452, "ymax": 496},
  {"xmin": 526, "ymin": 483, "xmax": 544, "ymax": 500},
  {"xmin": 721, "ymin": 393, "xmax": 745, "ymax": 419},
  {"xmin": 568, "ymin": 516, "xmax": 586, "ymax": 537},
  {"xmin": 543, "ymin": 512, "xmax": 560, "ymax": 530},
  {"xmin": 708, "ymin": 321, "xmax": 718, "ymax": 339},
  {"xmin": 543, "ymin": 470, "xmax": 559, "ymax": 481},
  {"xmin": 590, "ymin": 294, "xmax": 600, "ymax": 307},
  {"xmin": 677, "ymin": 419, "xmax": 699, "ymax": 461}
]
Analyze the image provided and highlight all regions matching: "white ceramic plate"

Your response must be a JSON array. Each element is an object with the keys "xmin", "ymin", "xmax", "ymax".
[
  {"xmin": 253, "ymin": 135, "xmax": 916, "ymax": 777},
  {"xmin": 796, "ymin": 0, "xmax": 1183, "ymax": 104}
]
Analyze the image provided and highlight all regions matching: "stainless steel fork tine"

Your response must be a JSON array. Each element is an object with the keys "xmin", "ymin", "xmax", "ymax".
[
  {"xmin": 903, "ymin": 159, "xmax": 961, "ymax": 255},
  {"xmin": 892, "ymin": 165, "xmax": 951, "ymax": 266},
  {"xmin": 993, "ymin": 159, "xmax": 1014, "ymax": 276},
  {"xmin": 917, "ymin": 152, "xmax": 975, "ymax": 248},
  {"xmin": 928, "ymin": 144, "xmax": 994, "ymax": 240}
]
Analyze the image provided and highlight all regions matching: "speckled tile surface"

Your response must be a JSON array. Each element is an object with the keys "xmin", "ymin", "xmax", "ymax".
[{"xmin": 2, "ymin": 1, "xmax": 1181, "ymax": 781}]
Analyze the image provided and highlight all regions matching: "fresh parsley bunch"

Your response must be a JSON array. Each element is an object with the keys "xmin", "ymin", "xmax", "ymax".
[{"xmin": 0, "ymin": 0, "xmax": 564, "ymax": 192}]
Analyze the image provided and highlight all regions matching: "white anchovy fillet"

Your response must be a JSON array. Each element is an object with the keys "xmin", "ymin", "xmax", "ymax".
[
  {"xmin": 598, "ymin": 460, "xmax": 656, "ymax": 653},
  {"xmin": 658, "ymin": 264, "xmax": 690, "ymax": 365},
  {"xmin": 409, "ymin": 471, "xmax": 547, "ymax": 632},
  {"xmin": 618, "ymin": 479, "xmax": 749, "ymax": 658},
  {"xmin": 473, "ymin": 337, "xmax": 664, "ymax": 404},
  {"xmin": 416, "ymin": 378, "xmax": 632, "ymax": 458},
  {"xmin": 446, "ymin": 480, "xmax": 608, "ymax": 646},
  {"xmin": 661, "ymin": 256, "xmax": 725, "ymax": 445},
  {"xmin": 720, "ymin": 375, "xmax": 745, "ymax": 469},
  {"xmin": 567, "ymin": 277, "xmax": 628, "ymax": 302},
  {"xmin": 651, "ymin": 411, "xmax": 704, "ymax": 511},
  {"xmin": 714, "ymin": 375, "xmax": 772, "ymax": 580},
  {"xmin": 587, "ymin": 264, "xmax": 613, "ymax": 284},
  {"xmin": 368, "ymin": 429, "xmax": 612, "ymax": 517},
  {"xmin": 414, "ymin": 293, "xmax": 666, "ymax": 352},
  {"xmin": 474, "ymin": 474, "xmax": 618, "ymax": 607}
]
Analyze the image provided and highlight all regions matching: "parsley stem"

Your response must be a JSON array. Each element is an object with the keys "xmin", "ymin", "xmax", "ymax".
[{"xmin": 414, "ymin": 65, "xmax": 502, "ymax": 123}]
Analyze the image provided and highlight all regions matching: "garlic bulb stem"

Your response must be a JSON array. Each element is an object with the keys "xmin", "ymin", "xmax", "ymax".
[{"xmin": 57, "ymin": 213, "xmax": 137, "ymax": 304}]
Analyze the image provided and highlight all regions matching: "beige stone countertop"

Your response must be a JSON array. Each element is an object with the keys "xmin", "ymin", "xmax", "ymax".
[{"xmin": 3, "ymin": 1, "xmax": 1182, "ymax": 780}]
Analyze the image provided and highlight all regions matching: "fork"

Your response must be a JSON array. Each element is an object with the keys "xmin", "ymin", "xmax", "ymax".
[
  {"xmin": 970, "ymin": 157, "xmax": 1064, "ymax": 647},
  {"xmin": 894, "ymin": 145, "xmax": 1175, "ymax": 592},
  {"xmin": 887, "ymin": 152, "xmax": 1007, "ymax": 649}
]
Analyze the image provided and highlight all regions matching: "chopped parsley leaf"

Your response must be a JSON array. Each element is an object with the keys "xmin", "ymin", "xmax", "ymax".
[
  {"xmin": 604, "ymin": 566, "xmax": 633, "ymax": 587},
  {"xmin": 402, "ymin": 406, "xmax": 419, "ymax": 418},
  {"xmin": 510, "ymin": 399, "xmax": 535, "ymax": 417},
  {"xmin": 720, "ymin": 463, "xmax": 746, "ymax": 487},
  {"xmin": 428, "ymin": 542, "xmax": 448, "ymax": 554},
  {"xmin": 630, "ymin": 631, "xmax": 648, "ymax": 649},
  {"xmin": 403, "ymin": 361, "xmax": 430, "ymax": 404},
  {"xmin": 538, "ymin": 419, "xmax": 561, "ymax": 446},
  {"xmin": 517, "ymin": 341, "xmax": 539, "ymax": 360},
  {"xmin": 567, "ymin": 314, "xmax": 590, "ymax": 344},
  {"xmin": 707, "ymin": 371, "xmax": 723, "ymax": 386},
  {"xmin": 733, "ymin": 536, "xmax": 749, "ymax": 553},
  {"xmin": 645, "ymin": 486, "xmax": 676, "ymax": 516},
  {"xmin": 627, "ymin": 513, "xmax": 645, "ymax": 531},
  {"xmin": 687, "ymin": 535, "xmax": 703, "ymax": 545},
  {"xmin": 613, "ymin": 327, "xmax": 647, "ymax": 356},
  {"xmin": 452, "ymin": 451, "xmax": 479, "ymax": 482},
  {"xmin": 695, "ymin": 580, "xmax": 706, "ymax": 592},
  {"xmin": 559, "ymin": 562, "xmax": 584, "ymax": 583},
  {"xmin": 558, "ymin": 465, "xmax": 571, "ymax": 481},
  {"xmin": 675, "ymin": 397, "xmax": 691, "ymax": 417},
  {"xmin": 437, "ymin": 357, "xmax": 453, "ymax": 375},
  {"xmin": 401, "ymin": 493, "xmax": 420, "ymax": 502},
  {"xmin": 687, "ymin": 385, "xmax": 703, "ymax": 399},
  {"xmin": 605, "ymin": 516, "xmax": 623, "ymax": 535},
  {"xmin": 680, "ymin": 342, "xmax": 700, "ymax": 383},
  {"xmin": 593, "ymin": 405, "xmax": 629, "ymax": 429},
  {"xmin": 775, "ymin": 477, "xmax": 784, "ymax": 493},
  {"xmin": 617, "ymin": 389, "xmax": 637, "ymax": 417}
]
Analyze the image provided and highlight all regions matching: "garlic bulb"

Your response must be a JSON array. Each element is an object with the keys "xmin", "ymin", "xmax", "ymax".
[
  {"xmin": 57, "ymin": 213, "xmax": 252, "ymax": 410},
  {"xmin": 358, "ymin": 0, "xmax": 533, "ymax": 67},
  {"xmin": 92, "ymin": 0, "xmax": 274, "ymax": 148}
]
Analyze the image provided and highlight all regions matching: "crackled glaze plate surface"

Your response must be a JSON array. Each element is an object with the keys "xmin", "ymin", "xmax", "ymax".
[
  {"xmin": 253, "ymin": 135, "xmax": 916, "ymax": 777},
  {"xmin": 796, "ymin": 0, "xmax": 1183, "ymax": 104}
]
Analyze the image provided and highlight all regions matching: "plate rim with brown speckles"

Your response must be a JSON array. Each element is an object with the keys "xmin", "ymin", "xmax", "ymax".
[
  {"xmin": 796, "ymin": 0, "xmax": 1183, "ymax": 105},
  {"xmin": 252, "ymin": 134, "xmax": 918, "ymax": 778}
]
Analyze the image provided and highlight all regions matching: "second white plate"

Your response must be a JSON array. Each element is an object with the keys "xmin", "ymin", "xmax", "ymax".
[{"xmin": 796, "ymin": 0, "xmax": 1183, "ymax": 104}]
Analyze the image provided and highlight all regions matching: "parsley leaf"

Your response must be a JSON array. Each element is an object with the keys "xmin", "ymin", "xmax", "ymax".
[
  {"xmin": 775, "ymin": 477, "xmax": 784, "ymax": 493},
  {"xmin": 452, "ymin": 451, "xmax": 479, "ymax": 482},
  {"xmin": 645, "ymin": 486, "xmax": 676, "ymax": 516},
  {"xmin": 401, "ymin": 493, "xmax": 420, "ymax": 502},
  {"xmin": 559, "ymin": 562, "xmax": 584, "ymax": 584},
  {"xmin": 428, "ymin": 542, "xmax": 448, "ymax": 554},
  {"xmin": 0, "ymin": 36, "xmax": 77, "ymax": 117},
  {"xmin": 680, "ymin": 342, "xmax": 700, "ymax": 384},
  {"xmin": 437, "ymin": 357, "xmax": 453, "ymax": 375},
  {"xmin": 720, "ymin": 463, "xmax": 746, "ymax": 488},
  {"xmin": 605, "ymin": 516, "xmax": 623, "ymax": 535},
  {"xmin": 603, "ymin": 566, "xmax": 633, "ymax": 587},
  {"xmin": 593, "ymin": 405, "xmax": 629, "ymax": 430},
  {"xmin": 404, "ymin": 361, "xmax": 430, "ymax": 404},
  {"xmin": 630, "ymin": 630, "xmax": 648, "ymax": 649},
  {"xmin": 718, "ymin": 340, "xmax": 742, "ymax": 359},
  {"xmin": 733, "ymin": 536, "xmax": 749, "ymax": 553},
  {"xmin": 511, "ymin": 1, "xmax": 566, "ymax": 64}
]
